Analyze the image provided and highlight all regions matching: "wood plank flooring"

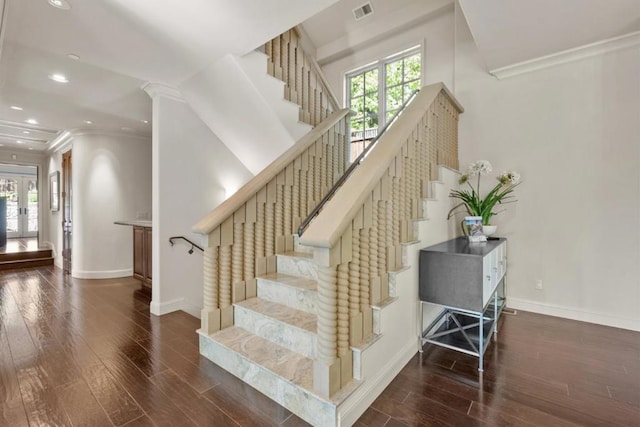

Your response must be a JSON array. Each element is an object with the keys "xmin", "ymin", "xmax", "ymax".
[{"xmin": 1, "ymin": 266, "xmax": 639, "ymax": 426}]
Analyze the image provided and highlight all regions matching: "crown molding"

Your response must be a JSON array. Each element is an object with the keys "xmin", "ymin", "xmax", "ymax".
[
  {"xmin": 490, "ymin": 31, "xmax": 640, "ymax": 80},
  {"xmin": 47, "ymin": 128, "xmax": 151, "ymax": 153},
  {"xmin": 141, "ymin": 82, "xmax": 185, "ymax": 102}
]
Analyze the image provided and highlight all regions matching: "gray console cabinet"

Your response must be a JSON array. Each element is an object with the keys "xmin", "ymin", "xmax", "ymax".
[{"xmin": 418, "ymin": 237, "xmax": 507, "ymax": 373}]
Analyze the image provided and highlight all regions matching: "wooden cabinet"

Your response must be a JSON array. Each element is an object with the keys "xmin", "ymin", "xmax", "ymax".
[{"xmin": 133, "ymin": 226, "xmax": 152, "ymax": 288}]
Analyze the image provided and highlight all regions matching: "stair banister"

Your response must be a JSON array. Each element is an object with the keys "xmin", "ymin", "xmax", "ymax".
[
  {"xmin": 298, "ymin": 83, "xmax": 464, "ymax": 397},
  {"xmin": 194, "ymin": 108, "xmax": 351, "ymax": 335},
  {"xmin": 298, "ymin": 89, "xmax": 420, "ymax": 237},
  {"xmin": 193, "ymin": 108, "xmax": 349, "ymax": 235},
  {"xmin": 292, "ymin": 26, "xmax": 340, "ymax": 112},
  {"xmin": 300, "ymin": 84, "xmax": 462, "ymax": 248},
  {"xmin": 265, "ymin": 28, "xmax": 340, "ymax": 125}
]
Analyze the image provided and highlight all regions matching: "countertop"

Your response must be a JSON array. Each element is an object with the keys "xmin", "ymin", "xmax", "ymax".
[{"xmin": 114, "ymin": 220, "xmax": 152, "ymax": 227}]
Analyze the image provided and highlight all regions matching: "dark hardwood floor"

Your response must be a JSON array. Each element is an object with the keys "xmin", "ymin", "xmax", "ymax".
[{"xmin": 1, "ymin": 266, "xmax": 638, "ymax": 426}]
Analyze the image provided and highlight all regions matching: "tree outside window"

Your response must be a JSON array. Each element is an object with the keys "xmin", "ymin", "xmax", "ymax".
[{"xmin": 346, "ymin": 48, "xmax": 421, "ymax": 160}]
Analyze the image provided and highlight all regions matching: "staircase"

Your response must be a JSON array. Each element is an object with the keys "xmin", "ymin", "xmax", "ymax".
[
  {"xmin": 192, "ymin": 27, "xmax": 464, "ymax": 427},
  {"xmin": 199, "ymin": 244, "xmax": 359, "ymax": 426},
  {"xmin": 0, "ymin": 246, "xmax": 54, "ymax": 271},
  {"xmin": 198, "ymin": 165, "xmax": 461, "ymax": 426}
]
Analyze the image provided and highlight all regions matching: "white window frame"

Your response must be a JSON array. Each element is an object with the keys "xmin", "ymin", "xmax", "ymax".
[{"xmin": 345, "ymin": 45, "xmax": 423, "ymax": 134}]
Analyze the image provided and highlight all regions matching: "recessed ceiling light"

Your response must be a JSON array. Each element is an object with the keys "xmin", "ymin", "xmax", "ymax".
[
  {"xmin": 28, "ymin": 148, "xmax": 33, "ymax": 150},
  {"xmin": 23, "ymin": 131, "xmax": 30, "ymax": 134},
  {"xmin": 25, "ymin": 118, "xmax": 38, "ymax": 125},
  {"xmin": 10, "ymin": 105, "xmax": 23, "ymax": 111},
  {"xmin": 16, "ymin": 140, "xmax": 24, "ymax": 144},
  {"xmin": 121, "ymin": 127, "xmax": 132, "ymax": 131},
  {"xmin": 0, "ymin": 144, "xmax": 4, "ymax": 147},
  {"xmin": 84, "ymin": 120, "xmax": 93, "ymax": 124},
  {"xmin": 141, "ymin": 120, "xmax": 149, "ymax": 124},
  {"xmin": 48, "ymin": 0, "xmax": 71, "ymax": 10},
  {"xmin": 67, "ymin": 53, "xmax": 80, "ymax": 60},
  {"xmin": 49, "ymin": 73, "xmax": 69, "ymax": 83}
]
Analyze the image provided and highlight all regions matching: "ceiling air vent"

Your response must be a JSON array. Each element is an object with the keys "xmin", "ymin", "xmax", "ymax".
[{"xmin": 353, "ymin": 2, "xmax": 374, "ymax": 21}]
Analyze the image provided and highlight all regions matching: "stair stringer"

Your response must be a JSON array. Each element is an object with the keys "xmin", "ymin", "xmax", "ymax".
[
  {"xmin": 179, "ymin": 53, "xmax": 307, "ymax": 175},
  {"xmin": 237, "ymin": 51, "xmax": 313, "ymax": 141},
  {"xmin": 337, "ymin": 165, "xmax": 461, "ymax": 426}
]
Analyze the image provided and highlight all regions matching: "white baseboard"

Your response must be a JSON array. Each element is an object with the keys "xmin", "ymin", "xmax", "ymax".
[
  {"xmin": 71, "ymin": 268, "xmax": 133, "ymax": 279},
  {"xmin": 181, "ymin": 301, "xmax": 202, "ymax": 319},
  {"xmin": 150, "ymin": 297, "xmax": 184, "ymax": 316},
  {"xmin": 339, "ymin": 338, "xmax": 418, "ymax": 426},
  {"xmin": 508, "ymin": 297, "xmax": 640, "ymax": 332},
  {"xmin": 41, "ymin": 240, "xmax": 56, "ymax": 257}
]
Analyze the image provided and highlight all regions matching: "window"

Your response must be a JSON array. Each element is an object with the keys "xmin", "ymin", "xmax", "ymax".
[
  {"xmin": 347, "ymin": 48, "xmax": 421, "ymax": 159},
  {"xmin": 384, "ymin": 52, "xmax": 421, "ymax": 122}
]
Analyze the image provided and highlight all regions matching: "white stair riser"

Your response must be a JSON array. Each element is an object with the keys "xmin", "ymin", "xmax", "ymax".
[
  {"xmin": 277, "ymin": 255, "xmax": 318, "ymax": 280},
  {"xmin": 199, "ymin": 334, "xmax": 336, "ymax": 426},
  {"xmin": 257, "ymin": 278, "xmax": 317, "ymax": 315},
  {"xmin": 234, "ymin": 304, "xmax": 317, "ymax": 358}
]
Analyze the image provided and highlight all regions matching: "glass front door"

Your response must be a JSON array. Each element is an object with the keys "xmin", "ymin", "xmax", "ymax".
[{"xmin": 0, "ymin": 175, "xmax": 38, "ymax": 238}]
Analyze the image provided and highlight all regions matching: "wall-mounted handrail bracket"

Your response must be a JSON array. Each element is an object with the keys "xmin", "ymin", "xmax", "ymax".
[{"xmin": 169, "ymin": 236, "xmax": 204, "ymax": 254}]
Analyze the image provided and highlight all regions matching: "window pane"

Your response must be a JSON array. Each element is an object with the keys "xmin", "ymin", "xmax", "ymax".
[
  {"xmin": 386, "ymin": 60, "xmax": 403, "ymax": 87},
  {"xmin": 28, "ymin": 179, "xmax": 38, "ymax": 232},
  {"xmin": 350, "ymin": 118, "xmax": 364, "ymax": 131},
  {"xmin": 350, "ymin": 74, "xmax": 364, "ymax": 98},
  {"xmin": 350, "ymin": 96, "xmax": 364, "ymax": 115},
  {"xmin": 386, "ymin": 110, "xmax": 398, "ymax": 122},
  {"xmin": 386, "ymin": 85, "xmax": 402, "ymax": 111},
  {"xmin": 404, "ymin": 80, "xmax": 420, "ymax": 99},
  {"xmin": 364, "ymin": 69, "xmax": 378, "ymax": 94},
  {"xmin": 364, "ymin": 93, "xmax": 378, "ymax": 124},
  {"xmin": 404, "ymin": 54, "xmax": 421, "ymax": 81}
]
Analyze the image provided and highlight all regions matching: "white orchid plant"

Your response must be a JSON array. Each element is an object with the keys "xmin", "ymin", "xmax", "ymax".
[{"xmin": 448, "ymin": 160, "xmax": 521, "ymax": 225}]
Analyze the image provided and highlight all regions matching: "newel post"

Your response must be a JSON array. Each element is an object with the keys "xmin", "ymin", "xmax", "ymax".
[
  {"xmin": 313, "ymin": 245, "xmax": 341, "ymax": 397},
  {"xmin": 312, "ymin": 226, "xmax": 354, "ymax": 397},
  {"xmin": 201, "ymin": 229, "xmax": 220, "ymax": 334}
]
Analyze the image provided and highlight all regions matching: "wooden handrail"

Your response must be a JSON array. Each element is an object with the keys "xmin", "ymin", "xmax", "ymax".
[
  {"xmin": 193, "ymin": 108, "xmax": 350, "ymax": 235},
  {"xmin": 300, "ymin": 83, "xmax": 463, "ymax": 248},
  {"xmin": 169, "ymin": 236, "xmax": 204, "ymax": 253}
]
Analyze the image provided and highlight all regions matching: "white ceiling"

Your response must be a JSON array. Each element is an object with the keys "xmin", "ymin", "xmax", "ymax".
[
  {"xmin": 304, "ymin": 0, "xmax": 640, "ymax": 72},
  {"xmin": 302, "ymin": 0, "xmax": 452, "ymax": 64},
  {"xmin": 4, "ymin": 0, "xmax": 635, "ymax": 154},
  {"xmin": 0, "ymin": 0, "xmax": 339, "ymax": 152},
  {"xmin": 458, "ymin": 0, "xmax": 640, "ymax": 71}
]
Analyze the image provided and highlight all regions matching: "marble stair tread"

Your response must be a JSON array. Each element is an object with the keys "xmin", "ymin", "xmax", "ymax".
[
  {"xmin": 259, "ymin": 272, "xmax": 317, "ymax": 291},
  {"xmin": 278, "ymin": 251, "xmax": 313, "ymax": 259},
  {"xmin": 235, "ymin": 297, "xmax": 317, "ymax": 333},
  {"xmin": 209, "ymin": 326, "xmax": 313, "ymax": 390}
]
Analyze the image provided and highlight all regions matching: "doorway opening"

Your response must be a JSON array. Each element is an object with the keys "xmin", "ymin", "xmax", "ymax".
[{"xmin": 0, "ymin": 164, "xmax": 38, "ymax": 239}]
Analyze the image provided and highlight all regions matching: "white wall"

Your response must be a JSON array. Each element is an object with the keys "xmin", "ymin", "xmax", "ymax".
[
  {"xmin": 454, "ymin": 8, "xmax": 640, "ymax": 330},
  {"xmin": 150, "ymin": 92, "xmax": 253, "ymax": 317},
  {"xmin": 319, "ymin": 6, "xmax": 640, "ymax": 331},
  {"xmin": 321, "ymin": 6, "xmax": 455, "ymax": 105},
  {"xmin": 68, "ymin": 132, "xmax": 152, "ymax": 278}
]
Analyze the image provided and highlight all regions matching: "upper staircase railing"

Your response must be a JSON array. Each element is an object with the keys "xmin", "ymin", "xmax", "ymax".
[
  {"xmin": 299, "ymin": 83, "xmax": 464, "ymax": 396},
  {"xmin": 194, "ymin": 108, "xmax": 350, "ymax": 334},
  {"xmin": 264, "ymin": 27, "xmax": 340, "ymax": 126}
]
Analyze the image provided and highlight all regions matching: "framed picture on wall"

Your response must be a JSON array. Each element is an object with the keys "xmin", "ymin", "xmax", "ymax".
[{"xmin": 50, "ymin": 171, "xmax": 60, "ymax": 211}]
